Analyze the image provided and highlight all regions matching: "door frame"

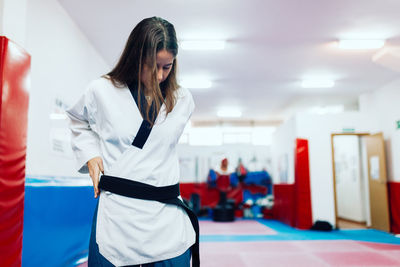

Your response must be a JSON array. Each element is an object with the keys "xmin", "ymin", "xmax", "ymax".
[{"xmin": 331, "ymin": 133, "xmax": 370, "ymax": 228}]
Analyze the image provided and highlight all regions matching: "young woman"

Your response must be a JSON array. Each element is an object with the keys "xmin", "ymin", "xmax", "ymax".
[{"xmin": 66, "ymin": 17, "xmax": 199, "ymax": 267}]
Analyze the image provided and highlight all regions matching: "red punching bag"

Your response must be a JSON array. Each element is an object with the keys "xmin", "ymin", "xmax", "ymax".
[{"xmin": 0, "ymin": 36, "xmax": 31, "ymax": 266}]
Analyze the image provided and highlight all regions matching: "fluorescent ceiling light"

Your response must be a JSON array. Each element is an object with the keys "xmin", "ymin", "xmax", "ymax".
[
  {"xmin": 338, "ymin": 39, "xmax": 385, "ymax": 50},
  {"xmin": 180, "ymin": 78, "xmax": 212, "ymax": 89},
  {"xmin": 301, "ymin": 79, "xmax": 334, "ymax": 88},
  {"xmin": 217, "ymin": 108, "xmax": 242, "ymax": 118},
  {"xmin": 181, "ymin": 40, "xmax": 226, "ymax": 50}
]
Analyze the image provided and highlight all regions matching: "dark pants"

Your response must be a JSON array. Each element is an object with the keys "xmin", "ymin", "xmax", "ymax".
[{"xmin": 88, "ymin": 201, "xmax": 191, "ymax": 267}]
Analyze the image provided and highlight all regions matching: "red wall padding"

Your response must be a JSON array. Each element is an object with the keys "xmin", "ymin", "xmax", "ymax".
[
  {"xmin": 388, "ymin": 182, "xmax": 400, "ymax": 234},
  {"xmin": 294, "ymin": 138, "xmax": 313, "ymax": 229},
  {"xmin": 272, "ymin": 139, "xmax": 313, "ymax": 229},
  {"xmin": 273, "ymin": 184, "xmax": 296, "ymax": 226},
  {"xmin": 0, "ymin": 36, "xmax": 30, "ymax": 267}
]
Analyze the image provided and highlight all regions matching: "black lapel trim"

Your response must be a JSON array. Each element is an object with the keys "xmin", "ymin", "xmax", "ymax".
[{"xmin": 127, "ymin": 83, "xmax": 165, "ymax": 149}]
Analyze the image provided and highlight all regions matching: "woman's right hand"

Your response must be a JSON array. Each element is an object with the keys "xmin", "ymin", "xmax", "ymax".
[{"xmin": 87, "ymin": 156, "xmax": 104, "ymax": 198}]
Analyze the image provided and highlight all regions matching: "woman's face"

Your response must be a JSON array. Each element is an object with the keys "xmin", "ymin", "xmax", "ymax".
[{"xmin": 141, "ymin": 49, "xmax": 174, "ymax": 89}]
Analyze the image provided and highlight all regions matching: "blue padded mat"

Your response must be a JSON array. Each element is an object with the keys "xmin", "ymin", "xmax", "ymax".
[
  {"xmin": 22, "ymin": 177, "xmax": 97, "ymax": 267},
  {"xmin": 201, "ymin": 219, "xmax": 400, "ymax": 245}
]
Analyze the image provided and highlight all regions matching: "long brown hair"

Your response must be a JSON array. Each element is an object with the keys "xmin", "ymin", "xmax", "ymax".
[{"xmin": 106, "ymin": 17, "xmax": 179, "ymax": 125}]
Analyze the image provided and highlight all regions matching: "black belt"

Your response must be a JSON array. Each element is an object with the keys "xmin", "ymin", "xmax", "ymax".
[{"xmin": 98, "ymin": 175, "xmax": 200, "ymax": 267}]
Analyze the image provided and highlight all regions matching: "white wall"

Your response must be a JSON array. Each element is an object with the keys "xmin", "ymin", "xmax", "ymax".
[
  {"xmin": 271, "ymin": 117, "xmax": 296, "ymax": 184},
  {"xmin": 272, "ymin": 111, "xmax": 370, "ymax": 225},
  {"xmin": 295, "ymin": 112, "xmax": 370, "ymax": 225},
  {"xmin": 24, "ymin": 0, "xmax": 109, "ymax": 177},
  {"xmin": 359, "ymin": 79, "xmax": 400, "ymax": 182},
  {"xmin": 272, "ymin": 82, "xmax": 400, "ymax": 226},
  {"xmin": 0, "ymin": 0, "xmax": 28, "ymax": 47}
]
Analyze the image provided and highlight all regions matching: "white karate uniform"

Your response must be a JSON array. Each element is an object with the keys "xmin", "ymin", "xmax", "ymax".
[{"xmin": 66, "ymin": 77, "xmax": 196, "ymax": 266}]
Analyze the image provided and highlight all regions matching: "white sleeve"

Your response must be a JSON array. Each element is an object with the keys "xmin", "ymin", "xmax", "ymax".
[
  {"xmin": 187, "ymin": 89, "xmax": 195, "ymax": 120},
  {"xmin": 66, "ymin": 86, "xmax": 101, "ymax": 174}
]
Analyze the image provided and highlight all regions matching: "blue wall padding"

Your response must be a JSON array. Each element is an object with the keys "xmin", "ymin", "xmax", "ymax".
[
  {"xmin": 207, "ymin": 169, "xmax": 217, "ymax": 187},
  {"xmin": 243, "ymin": 171, "xmax": 272, "ymax": 194},
  {"xmin": 22, "ymin": 186, "xmax": 97, "ymax": 267},
  {"xmin": 229, "ymin": 173, "xmax": 239, "ymax": 187},
  {"xmin": 243, "ymin": 171, "xmax": 271, "ymax": 186}
]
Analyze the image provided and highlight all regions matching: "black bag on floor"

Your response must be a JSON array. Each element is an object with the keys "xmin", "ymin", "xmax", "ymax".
[
  {"xmin": 213, "ymin": 204, "xmax": 235, "ymax": 222},
  {"xmin": 310, "ymin": 220, "xmax": 333, "ymax": 231}
]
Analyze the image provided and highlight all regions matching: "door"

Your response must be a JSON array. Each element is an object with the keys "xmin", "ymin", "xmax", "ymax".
[
  {"xmin": 333, "ymin": 135, "xmax": 365, "ymax": 223},
  {"xmin": 365, "ymin": 133, "xmax": 391, "ymax": 232}
]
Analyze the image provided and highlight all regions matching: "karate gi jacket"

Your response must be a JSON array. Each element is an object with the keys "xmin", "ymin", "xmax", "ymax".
[{"xmin": 66, "ymin": 77, "xmax": 196, "ymax": 266}]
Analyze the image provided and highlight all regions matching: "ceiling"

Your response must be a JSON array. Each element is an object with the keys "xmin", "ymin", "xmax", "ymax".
[{"xmin": 58, "ymin": 0, "xmax": 400, "ymax": 125}]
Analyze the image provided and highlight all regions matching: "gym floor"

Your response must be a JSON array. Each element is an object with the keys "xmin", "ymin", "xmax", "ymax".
[{"xmin": 78, "ymin": 219, "xmax": 400, "ymax": 267}]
